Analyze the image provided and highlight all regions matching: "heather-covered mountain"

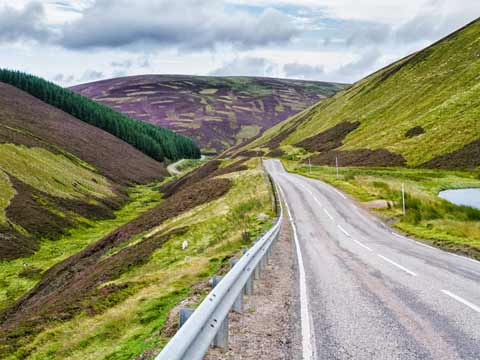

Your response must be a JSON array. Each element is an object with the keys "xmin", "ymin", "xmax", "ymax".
[
  {"xmin": 0, "ymin": 82, "xmax": 167, "ymax": 261},
  {"xmin": 71, "ymin": 75, "xmax": 347, "ymax": 153},
  {"xmin": 0, "ymin": 70, "xmax": 201, "ymax": 161},
  {"xmin": 240, "ymin": 19, "xmax": 480, "ymax": 169}
]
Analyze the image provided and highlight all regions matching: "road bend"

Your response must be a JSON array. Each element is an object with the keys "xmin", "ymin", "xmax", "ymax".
[{"xmin": 264, "ymin": 159, "xmax": 480, "ymax": 360}]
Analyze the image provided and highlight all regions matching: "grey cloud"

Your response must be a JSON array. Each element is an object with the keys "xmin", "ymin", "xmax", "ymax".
[
  {"xmin": 392, "ymin": 1, "xmax": 476, "ymax": 45},
  {"xmin": 283, "ymin": 63, "xmax": 324, "ymax": 80},
  {"xmin": 111, "ymin": 60, "xmax": 133, "ymax": 68},
  {"xmin": 346, "ymin": 22, "xmax": 391, "ymax": 47},
  {"xmin": 210, "ymin": 57, "xmax": 278, "ymax": 77},
  {"xmin": 0, "ymin": 2, "xmax": 51, "ymax": 43},
  {"xmin": 79, "ymin": 69, "xmax": 104, "ymax": 83},
  {"xmin": 53, "ymin": 73, "xmax": 75, "ymax": 84},
  {"xmin": 330, "ymin": 48, "xmax": 382, "ymax": 82},
  {"xmin": 110, "ymin": 56, "xmax": 151, "ymax": 69},
  {"xmin": 112, "ymin": 70, "xmax": 127, "ymax": 78},
  {"xmin": 59, "ymin": 0, "xmax": 299, "ymax": 50}
]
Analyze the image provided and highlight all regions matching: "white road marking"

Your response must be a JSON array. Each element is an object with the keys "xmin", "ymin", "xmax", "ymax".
[
  {"xmin": 276, "ymin": 183, "xmax": 316, "ymax": 360},
  {"xmin": 377, "ymin": 254, "xmax": 417, "ymax": 276},
  {"xmin": 300, "ymin": 184, "xmax": 314, "ymax": 195},
  {"xmin": 391, "ymin": 232, "xmax": 438, "ymax": 251},
  {"xmin": 391, "ymin": 232, "xmax": 409, "ymax": 241},
  {"xmin": 313, "ymin": 197, "xmax": 322, "ymax": 207},
  {"xmin": 323, "ymin": 208, "xmax": 334, "ymax": 221},
  {"xmin": 441, "ymin": 290, "xmax": 480, "ymax": 313},
  {"xmin": 337, "ymin": 225, "xmax": 350, "ymax": 237},
  {"xmin": 449, "ymin": 252, "xmax": 480, "ymax": 265},
  {"xmin": 352, "ymin": 239, "xmax": 373, "ymax": 252},
  {"xmin": 330, "ymin": 186, "xmax": 347, "ymax": 199}
]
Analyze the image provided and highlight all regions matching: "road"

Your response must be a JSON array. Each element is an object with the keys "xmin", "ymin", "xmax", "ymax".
[
  {"xmin": 264, "ymin": 159, "xmax": 480, "ymax": 360},
  {"xmin": 167, "ymin": 159, "xmax": 186, "ymax": 175}
]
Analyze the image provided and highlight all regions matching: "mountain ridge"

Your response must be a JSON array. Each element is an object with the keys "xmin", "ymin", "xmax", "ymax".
[
  {"xmin": 71, "ymin": 75, "xmax": 347, "ymax": 153},
  {"xmin": 239, "ymin": 18, "xmax": 480, "ymax": 168}
]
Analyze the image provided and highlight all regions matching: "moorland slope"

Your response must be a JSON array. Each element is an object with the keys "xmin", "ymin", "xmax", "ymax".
[
  {"xmin": 71, "ymin": 75, "xmax": 346, "ymax": 153},
  {"xmin": 0, "ymin": 82, "xmax": 167, "ymax": 260},
  {"xmin": 243, "ymin": 18, "xmax": 480, "ymax": 168}
]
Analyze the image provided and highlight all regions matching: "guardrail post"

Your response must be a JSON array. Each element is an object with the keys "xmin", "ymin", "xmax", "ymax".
[
  {"xmin": 210, "ymin": 275, "xmax": 223, "ymax": 289},
  {"xmin": 241, "ymin": 249, "xmax": 254, "ymax": 295},
  {"xmin": 254, "ymin": 262, "xmax": 260, "ymax": 279},
  {"xmin": 244, "ymin": 273, "xmax": 254, "ymax": 295},
  {"xmin": 209, "ymin": 275, "xmax": 230, "ymax": 350},
  {"xmin": 229, "ymin": 259, "xmax": 244, "ymax": 313},
  {"xmin": 212, "ymin": 314, "xmax": 229, "ymax": 350},
  {"xmin": 179, "ymin": 308, "xmax": 194, "ymax": 328}
]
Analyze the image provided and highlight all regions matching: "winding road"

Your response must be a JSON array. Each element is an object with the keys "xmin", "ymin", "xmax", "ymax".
[{"xmin": 264, "ymin": 159, "xmax": 480, "ymax": 360}]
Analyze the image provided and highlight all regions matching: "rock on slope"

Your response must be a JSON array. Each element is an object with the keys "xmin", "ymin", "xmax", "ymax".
[
  {"xmin": 242, "ymin": 18, "xmax": 480, "ymax": 168},
  {"xmin": 71, "ymin": 75, "xmax": 347, "ymax": 153}
]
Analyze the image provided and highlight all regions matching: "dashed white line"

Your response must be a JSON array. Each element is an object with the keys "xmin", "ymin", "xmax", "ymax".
[
  {"xmin": 441, "ymin": 290, "xmax": 480, "ymax": 313},
  {"xmin": 337, "ymin": 225, "xmax": 350, "ymax": 237},
  {"xmin": 330, "ymin": 186, "xmax": 347, "ymax": 199},
  {"xmin": 352, "ymin": 238, "xmax": 373, "ymax": 252},
  {"xmin": 377, "ymin": 254, "xmax": 417, "ymax": 276},
  {"xmin": 323, "ymin": 208, "xmax": 334, "ymax": 221},
  {"xmin": 276, "ymin": 183, "xmax": 316, "ymax": 360}
]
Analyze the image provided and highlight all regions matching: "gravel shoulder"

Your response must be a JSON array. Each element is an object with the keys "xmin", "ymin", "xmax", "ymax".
[{"xmin": 206, "ymin": 219, "xmax": 298, "ymax": 359}]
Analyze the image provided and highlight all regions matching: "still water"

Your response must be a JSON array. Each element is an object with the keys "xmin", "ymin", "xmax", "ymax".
[{"xmin": 438, "ymin": 188, "xmax": 480, "ymax": 209}]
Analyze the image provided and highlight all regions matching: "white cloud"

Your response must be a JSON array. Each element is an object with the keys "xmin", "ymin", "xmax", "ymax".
[
  {"xmin": 59, "ymin": 0, "xmax": 299, "ymax": 50},
  {"xmin": 0, "ymin": 0, "xmax": 478, "ymax": 85},
  {"xmin": 210, "ymin": 57, "xmax": 280, "ymax": 77}
]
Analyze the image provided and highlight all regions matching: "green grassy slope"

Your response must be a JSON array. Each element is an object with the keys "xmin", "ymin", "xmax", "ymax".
[
  {"xmin": 0, "ymin": 82, "xmax": 168, "ymax": 261},
  {"xmin": 0, "ymin": 159, "xmax": 274, "ymax": 359},
  {"xmin": 246, "ymin": 18, "xmax": 480, "ymax": 167}
]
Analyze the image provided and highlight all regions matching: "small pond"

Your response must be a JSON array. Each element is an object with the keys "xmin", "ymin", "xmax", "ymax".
[{"xmin": 438, "ymin": 188, "xmax": 480, "ymax": 210}]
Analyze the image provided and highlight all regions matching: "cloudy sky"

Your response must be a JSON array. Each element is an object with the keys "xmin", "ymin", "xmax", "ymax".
[{"xmin": 1, "ymin": 0, "xmax": 479, "ymax": 86}]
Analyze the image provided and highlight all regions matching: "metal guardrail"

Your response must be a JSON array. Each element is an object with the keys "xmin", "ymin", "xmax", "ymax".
[{"xmin": 156, "ymin": 180, "xmax": 283, "ymax": 360}]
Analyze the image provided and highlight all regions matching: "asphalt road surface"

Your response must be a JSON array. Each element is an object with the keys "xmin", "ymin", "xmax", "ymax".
[{"xmin": 264, "ymin": 159, "xmax": 480, "ymax": 360}]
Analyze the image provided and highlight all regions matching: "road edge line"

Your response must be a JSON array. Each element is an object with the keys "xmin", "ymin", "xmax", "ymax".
[{"xmin": 276, "ymin": 183, "xmax": 316, "ymax": 360}]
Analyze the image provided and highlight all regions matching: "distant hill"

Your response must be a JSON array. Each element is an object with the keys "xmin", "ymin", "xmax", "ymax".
[
  {"xmin": 240, "ymin": 19, "xmax": 480, "ymax": 168},
  {"xmin": 0, "ymin": 82, "xmax": 166, "ymax": 260},
  {"xmin": 0, "ymin": 70, "xmax": 200, "ymax": 161},
  {"xmin": 71, "ymin": 75, "xmax": 347, "ymax": 153}
]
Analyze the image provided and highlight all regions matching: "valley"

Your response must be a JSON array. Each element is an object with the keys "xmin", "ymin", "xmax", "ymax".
[
  {"xmin": 71, "ymin": 75, "xmax": 347, "ymax": 153},
  {"xmin": 1, "ymin": 4, "xmax": 479, "ymax": 359}
]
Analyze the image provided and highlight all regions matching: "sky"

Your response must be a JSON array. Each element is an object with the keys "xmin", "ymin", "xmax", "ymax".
[{"xmin": 1, "ymin": 0, "xmax": 479, "ymax": 86}]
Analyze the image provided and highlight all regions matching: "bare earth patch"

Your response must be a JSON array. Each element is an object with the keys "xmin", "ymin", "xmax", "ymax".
[{"xmin": 206, "ymin": 219, "xmax": 296, "ymax": 360}]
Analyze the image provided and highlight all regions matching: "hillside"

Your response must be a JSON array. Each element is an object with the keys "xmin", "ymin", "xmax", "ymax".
[
  {"xmin": 71, "ymin": 75, "xmax": 347, "ymax": 153},
  {"xmin": 243, "ymin": 19, "xmax": 480, "ymax": 168},
  {"xmin": 0, "ymin": 82, "xmax": 167, "ymax": 261},
  {"xmin": 0, "ymin": 158, "xmax": 274, "ymax": 359},
  {"xmin": 0, "ymin": 70, "xmax": 201, "ymax": 161}
]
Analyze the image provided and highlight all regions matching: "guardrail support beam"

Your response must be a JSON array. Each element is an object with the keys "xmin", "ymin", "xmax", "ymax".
[
  {"xmin": 244, "ymin": 275, "xmax": 253, "ymax": 295},
  {"xmin": 232, "ymin": 292, "xmax": 243, "ymax": 313},
  {"xmin": 254, "ymin": 263, "xmax": 260, "ymax": 279},
  {"xmin": 179, "ymin": 308, "xmax": 194, "ymax": 328},
  {"xmin": 212, "ymin": 316, "xmax": 229, "ymax": 350},
  {"xmin": 210, "ymin": 275, "xmax": 223, "ymax": 289}
]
